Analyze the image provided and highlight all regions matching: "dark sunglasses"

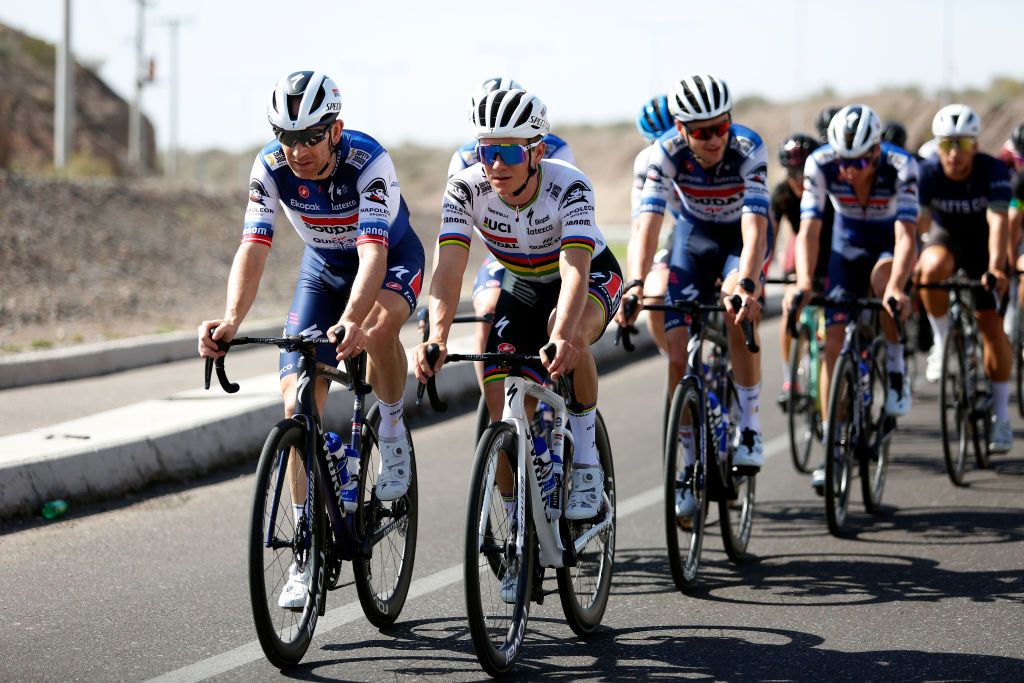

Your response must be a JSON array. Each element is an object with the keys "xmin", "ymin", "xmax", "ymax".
[
  {"xmin": 274, "ymin": 125, "xmax": 331, "ymax": 148},
  {"xmin": 937, "ymin": 137, "xmax": 975, "ymax": 153},
  {"xmin": 684, "ymin": 118, "xmax": 731, "ymax": 141},
  {"xmin": 838, "ymin": 156, "xmax": 875, "ymax": 170},
  {"xmin": 476, "ymin": 142, "xmax": 538, "ymax": 166}
]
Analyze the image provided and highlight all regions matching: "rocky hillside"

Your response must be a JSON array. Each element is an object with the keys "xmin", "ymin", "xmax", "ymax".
[{"xmin": 0, "ymin": 22, "xmax": 157, "ymax": 176}]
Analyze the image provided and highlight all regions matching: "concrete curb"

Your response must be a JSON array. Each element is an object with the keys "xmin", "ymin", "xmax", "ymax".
[{"xmin": 0, "ymin": 291, "xmax": 782, "ymax": 521}]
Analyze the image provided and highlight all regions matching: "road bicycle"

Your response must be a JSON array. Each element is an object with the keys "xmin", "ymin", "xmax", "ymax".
[
  {"xmin": 919, "ymin": 271, "xmax": 998, "ymax": 486},
  {"xmin": 620, "ymin": 295, "xmax": 758, "ymax": 590},
  {"xmin": 204, "ymin": 330, "xmax": 417, "ymax": 668},
  {"xmin": 787, "ymin": 293, "xmax": 902, "ymax": 536},
  {"xmin": 421, "ymin": 344, "xmax": 614, "ymax": 676}
]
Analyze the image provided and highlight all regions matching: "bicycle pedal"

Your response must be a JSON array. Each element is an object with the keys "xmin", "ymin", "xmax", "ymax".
[{"xmin": 731, "ymin": 464, "xmax": 760, "ymax": 476}]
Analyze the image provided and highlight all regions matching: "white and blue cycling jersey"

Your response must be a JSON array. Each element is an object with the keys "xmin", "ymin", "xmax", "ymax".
[
  {"xmin": 243, "ymin": 129, "xmax": 417, "ymax": 269},
  {"xmin": 800, "ymin": 142, "xmax": 919, "ymax": 258},
  {"xmin": 447, "ymin": 133, "xmax": 575, "ymax": 178},
  {"xmin": 631, "ymin": 144, "xmax": 681, "ymax": 220},
  {"xmin": 638, "ymin": 124, "xmax": 771, "ymax": 226}
]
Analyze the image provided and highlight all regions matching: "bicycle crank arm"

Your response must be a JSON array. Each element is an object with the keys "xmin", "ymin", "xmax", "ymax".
[{"xmin": 571, "ymin": 500, "xmax": 615, "ymax": 556}]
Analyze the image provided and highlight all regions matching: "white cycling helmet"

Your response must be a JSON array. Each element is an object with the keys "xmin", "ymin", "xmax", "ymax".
[
  {"xmin": 668, "ymin": 74, "xmax": 732, "ymax": 122},
  {"xmin": 827, "ymin": 104, "xmax": 882, "ymax": 158},
  {"xmin": 472, "ymin": 89, "xmax": 550, "ymax": 140},
  {"xmin": 468, "ymin": 77, "xmax": 523, "ymax": 120},
  {"xmin": 267, "ymin": 70, "xmax": 342, "ymax": 131},
  {"xmin": 932, "ymin": 104, "xmax": 981, "ymax": 138}
]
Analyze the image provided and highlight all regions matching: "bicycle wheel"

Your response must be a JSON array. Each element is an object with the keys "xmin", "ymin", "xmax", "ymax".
[
  {"xmin": 861, "ymin": 339, "xmax": 890, "ymax": 512},
  {"xmin": 824, "ymin": 355, "xmax": 856, "ymax": 536},
  {"xmin": 248, "ymin": 419, "xmax": 324, "ymax": 668},
  {"xmin": 1015, "ymin": 305, "xmax": 1024, "ymax": 418},
  {"xmin": 719, "ymin": 377, "xmax": 755, "ymax": 562},
  {"xmin": 464, "ymin": 422, "xmax": 533, "ymax": 676},
  {"xmin": 557, "ymin": 410, "xmax": 615, "ymax": 637},
  {"xmin": 940, "ymin": 329, "xmax": 970, "ymax": 486},
  {"xmin": 664, "ymin": 377, "xmax": 707, "ymax": 591},
  {"xmin": 787, "ymin": 325, "xmax": 816, "ymax": 473},
  {"xmin": 352, "ymin": 405, "xmax": 418, "ymax": 628},
  {"xmin": 474, "ymin": 393, "xmax": 490, "ymax": 444}
]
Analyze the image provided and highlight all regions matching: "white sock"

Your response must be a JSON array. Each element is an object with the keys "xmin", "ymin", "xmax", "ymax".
[
  {"xmin": 992, "ymin": 381, "xmax": 1010, "ymax": 421},
  {"xmin": 293, "ymin": 504, "xmax": 305, "ymax": 526},
  {"xmin": 736, "ymin": 383, "xmax": 761, "ymax": 433},
  {"xmin": 569, "ymin": 404, "xmax": 599, "ymax": 467},
  {"xmin": 886, "ymin": 342, "xmax": 905, "ymax": 374},
  {"xmin": 680, "ymin": 424, "xmax": 696, "ymax": 468},
  {"xmin": 377, "ymin": 397, "xmax": 406, "ymax": 441},
  {"xmin": 928, "ymin": 315, "xmax": 951, "ymax": 353},
  {"xmin": 781, "ymin": 361, "xmax": 791, "ymax": 384}
]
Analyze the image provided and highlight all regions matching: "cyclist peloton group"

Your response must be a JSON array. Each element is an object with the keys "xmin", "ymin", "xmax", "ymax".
[{"xmin": 198, "ymin": 68, "xmax": 1020, "ymax": 610}]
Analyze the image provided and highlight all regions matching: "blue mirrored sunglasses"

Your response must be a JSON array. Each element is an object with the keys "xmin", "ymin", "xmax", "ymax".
[
  {"xmin": 476, "ymin": 142, "xmax": 538, "ymax": 166},
  {"xmin": 838, "ymin": 156, "xmax": 874, "ymax": 170}
]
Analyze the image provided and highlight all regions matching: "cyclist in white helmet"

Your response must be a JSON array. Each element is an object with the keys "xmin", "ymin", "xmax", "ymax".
[
  {"xmin": 447, "ymin": 78, "xmax": 578, "ymax": 391},
  {"xmin": 416, "ymin": 89, "xmax": 621, "ymax": 545},
  {"xmin": 916, "ymin": 104, "xmax": 1013, "ymax": 452},
  {"xmin": 198, "ymin": 70, "xmax": 424, "ymax": 607},
  {"xmin": 790, "ymin": 104, "xmax": 918, "ymax": 494},
  {"xmin": 621, "ymin": 74, "xmax": 772, "ymax": 521}
]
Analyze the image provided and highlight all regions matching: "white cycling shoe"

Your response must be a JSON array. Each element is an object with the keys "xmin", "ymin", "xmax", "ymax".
[
  {"xmin": 565, "ymin": 465, "xmax": 604, "ymax": 521},
  {"xmin": 925, "ymin": 346, "xmax": 942, "ymax": 383},
  {"xmin": 375, "ymin": 434, "xmax": 411, "ymax": 501},
  {"xmin": 732, "ymin": 429, "xmax": 764, "ymax": 469},
  {"xmin": 885, "ymin": 372, "xmax": 911, "ymax": 416},
  {"xmin": 990, "ymin": 417, "xmax": 1013, "ymax": 454},
  {"xmin": 499, "ymin": 564, "xmax": 519, "ymax": 604},
  {"xmin": 675, "ymin": 487, "xmax": 698, "ymax": 518},
  {"xmin": 278, "ymin": 561, "xmax": 311, "ymax": 609}
]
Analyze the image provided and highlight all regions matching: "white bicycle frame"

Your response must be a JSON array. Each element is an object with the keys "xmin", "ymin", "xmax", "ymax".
[{"xmin": 478, "ymin": 375, "xmax": 614, "ymax": 569}]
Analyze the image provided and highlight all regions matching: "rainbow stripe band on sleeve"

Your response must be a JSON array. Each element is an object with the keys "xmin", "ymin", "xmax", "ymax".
[
  {"xmin": 561, "ymin": 236, "xmax": 596, "ymax": 253},
  {"xmin": 438, "ymin": 233, "xmax": 472, "ymax": 250}
]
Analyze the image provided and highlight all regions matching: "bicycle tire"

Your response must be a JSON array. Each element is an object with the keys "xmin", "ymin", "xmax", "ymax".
[
  {"xmin": 474, "ymin": 393, "xmax": 490, "ymax": 445},
  {"xmin": 1015, "ymin": 306, "xmax": 1024, "ymax": 418},
  {"xmin": 719, "ymin": 376, "xmax": 755, "ymax": 562},
  {"xmin": 248, "ymin": 419, "xmax": 324, "ymax": 669},
  {"xmin": 787, "ymin": 325, "xmax": 816, "ymax": 473},
  {"xmin": 664, "ymin": 378, "xmax": 707, "ymax": 591},
  {"xmin": 824, "ymin": 355, "xmax": 856, "ymax": 536},
  {"xmin": 861, "ymin": 339, "xmax": 889, "ymax": 512},
  {"xmin": 352, "ymin": 404, "xmax": 418, "ymax": 628},
  {"xmin": 464, "ymin": 421, "xmax": 533, "ymax": 676},
  {"xmin": 557, "ymin": 410, "xmax": 615, "ymax": 637},
  {"xmin": 940, "ymin": 330, "xmax": 969, "ymax": 486}
]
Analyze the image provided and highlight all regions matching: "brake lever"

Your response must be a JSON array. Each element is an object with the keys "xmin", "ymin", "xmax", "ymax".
[{"xmin": 729, "ymin": 295, "xmax": 760, "ymax": 354}]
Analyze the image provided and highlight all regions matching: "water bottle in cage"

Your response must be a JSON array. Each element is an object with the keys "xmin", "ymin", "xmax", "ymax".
[
  {"xmin": 325, "ymin": 431, "xmax": 359, "ymax": 512},
  {"xmin": 859, "ymin": 353, "xmax": 872, "ymax": 406},
  {"xmin": 532, "ymin": 435, "xmax": 563, "ymax": 519},
  {"xmin": 707, "ymin": 392, "xmax": 728, "ymax": 463}
]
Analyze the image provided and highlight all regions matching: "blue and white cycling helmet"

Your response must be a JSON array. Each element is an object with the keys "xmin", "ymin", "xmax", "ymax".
[
  {"xmin": 636, "ymin": 95, "xmax": 674, "ymax": 141},
  {"xmin": 668, "ymin": 74, "xmax": 732, "ymax": 123},
  {"xmin": 827, "ymin": 104, "xmax": 882, "ymax": 158},
  {"xmin": 468, "ymin": 77, "xmax": 523, "ymax": 121},
  {"xmin": 267, "ymin": 70, "xmax": 341, "ymax": 131},
  {"xmin": 932, "ymin": 104, "xmax": 981, "ymax": 138}
]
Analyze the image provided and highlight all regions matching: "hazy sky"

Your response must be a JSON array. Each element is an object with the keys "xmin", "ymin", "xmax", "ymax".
[{"xmin": 4, "ymin": 0, "xmax": 1021, "ymax": 153}]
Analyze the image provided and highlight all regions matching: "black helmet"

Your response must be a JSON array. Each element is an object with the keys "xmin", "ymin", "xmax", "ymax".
[
  {"xmin": 881, "ymin": 121, "xmax": 908, "ymax": 149},
  {"xmin": 816, "ymin": 106, "xmax": 840, "ymax": 143},
  {"xmin": 778, "ymin": 133, "xmax": 818, "ymax": 170},
  {"xmin": 1012, "ymin": 123, "xmax": 1024, "ymax": 156}
]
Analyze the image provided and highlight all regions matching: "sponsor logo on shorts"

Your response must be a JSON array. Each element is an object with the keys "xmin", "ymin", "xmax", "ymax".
[{"xmin": 385, "ymin": 281, "xmax": 403, "ymax": 290}]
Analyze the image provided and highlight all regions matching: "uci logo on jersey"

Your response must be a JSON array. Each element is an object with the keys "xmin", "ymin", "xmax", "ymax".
[{"xmin": 482, "ymin": 217, "xmax": 511, "ymax": 233}]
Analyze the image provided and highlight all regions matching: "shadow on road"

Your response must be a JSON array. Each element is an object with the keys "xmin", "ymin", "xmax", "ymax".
[{"xmin": 281, "ymin": 616, "xmax": 1023, "ymax": 680}]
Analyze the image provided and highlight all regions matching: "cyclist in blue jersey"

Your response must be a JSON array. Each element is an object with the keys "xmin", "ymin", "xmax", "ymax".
[
  {"xmin": 621, "ymin": 74, "xmax": 772, "ymax": 519},
  {"xmin": 416, "ymin": 89, "xmax": 621, "ymax": 530},
  {"xmin": 790, "ymin": 104, "xmax": 918, "ymax": 493},
  {"xmin": 916, "ymin": 105, "xmax": 1013, "ymax": 452},
  {"xmin": 630, "ymin": 94, "xmax": 679, "ymax": 353},
  {"xmin": 198, "ymin": 71, "xmax": 424, "ymax": 607},
  {"xmin": 448, "ymin": 77, "xmax": 577, "ymax": 389},
  {"xmin": 1005, "ymin": 125, "xmax": 1024, "ymax": 314}
]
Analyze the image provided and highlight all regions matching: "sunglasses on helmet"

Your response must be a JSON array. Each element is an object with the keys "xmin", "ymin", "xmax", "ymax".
[
  {"xmin": 476, "ymin": 142, "xmax": 540, "ymax": 166},
  {"xmin": 937, "ymin": 137, "xmax": 976, "ymax": 153},
  {"xmin": 273, "ymin": 125, "xmax": 331, "ymax": 148},
  {"xmin": 684, "ymin": 118, "xmax": 731, "ymax": 141}
]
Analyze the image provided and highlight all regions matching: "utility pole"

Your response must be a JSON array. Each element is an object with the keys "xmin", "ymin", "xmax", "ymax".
[
  {"xmin": 54, "ymin": 0, "xmax": 74, "ymax": 168},
  {"xmin": 158, "ymin": 16, "xmax": 190, "ymax": 179},
  {"xmin": 128, "ymin": 0, "xmax": 148, "ymax": 171},
  {"xmin": 941, "ymin": 0, "xmax": 953, "ymax": 105}
]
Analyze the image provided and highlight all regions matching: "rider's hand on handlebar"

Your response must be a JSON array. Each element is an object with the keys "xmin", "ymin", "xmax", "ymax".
[
  {"xmin": 882, "ymin": 288, "xmax": 911, "ymax": 321},
  {"xmin": 726, "ymin": 286, "xmax": 761, "ymax": 324},
  {"xmin": 198, "ymin": 319, "xmax": 236, "ymax": 359},
  {"xmin": 543, "ymin": 337, "xmax": 579, "ymax": 381},
  {"xmin": 329, "ymin": 319, "xmax": 366, "ymax": 360},
  {"xmin": 984, "ymin": 269, "xmax": 1009, "ymax": 297},
  {"xmin": 414, "ymin": 341, "xmax": 447, "ymax": 382}
]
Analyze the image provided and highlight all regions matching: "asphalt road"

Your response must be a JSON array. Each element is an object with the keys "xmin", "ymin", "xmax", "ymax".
[{"xmin": 1, "ymin": 317, "xmax": 1022, "ymax": 681}]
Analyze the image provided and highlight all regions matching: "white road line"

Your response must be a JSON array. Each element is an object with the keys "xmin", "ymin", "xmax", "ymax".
[{"xmin": 148, "ymin": 435, "xmax": 788, "ymax": 682}]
